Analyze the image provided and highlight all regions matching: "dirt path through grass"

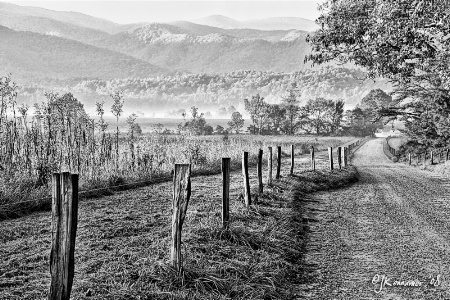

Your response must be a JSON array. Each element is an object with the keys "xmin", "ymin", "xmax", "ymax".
[{"xmin": 296, "ymin": 138, "xmax": 450, "ymax": 299}]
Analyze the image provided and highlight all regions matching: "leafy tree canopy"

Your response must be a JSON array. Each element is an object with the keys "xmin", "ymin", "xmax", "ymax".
[
  {"xmin": 306, "ymin": 0, "xmax": 450, "ymax": 147},
  {"xmin": 359, "ymin": 89, "xmax": 393, "ymax": 110}
]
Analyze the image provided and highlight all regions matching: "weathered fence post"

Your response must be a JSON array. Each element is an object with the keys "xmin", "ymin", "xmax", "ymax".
[
  {"xmin": 310, "ymin": 146, "xmax": 315, "ymax": 171},
  {"xmin": 222, "ymin": 158, "xmax": 230, "ymax": 229},
  {"xmin": 446, "ymin": 149, "xmax": 449, "ymax": 162},
  {"xmin": 242, "ymin": 152, "xmax": 251, "ymax": 206},
  {"xmin": 328, "ymin": 147, "xmax": 333, "ymax": 170},
  {"xmin": 171, "ymin": 164, "xmax": 191, "ymax": 272},
  {"xmin": 337, "ymin": 147, "xmax": 342, "ymax": 170},
  {"xmin": 431, "ymin": 150, "xmax": 434, "ymax": 165},
  {"xmin": 276, "ymin": 146, "xmax": 281, "ymax": 179},
  {"xmin": 267, "ymin": 147, "xmax": 273, "ymax": 186},
  {"xmin": 49, "ymin": 172, "xmax": 79, "ymax": 300},
  {"xmin": 290, "ymin": 145, "xmax": 294, "ymax": 175},
  {"xmin": 257, "ymin": 149, "xmax": 263, "ymax": 194},
  {"xmin": 409, "ymin": 153, "xmax": 412, "ymax": 165},
  {"xmin": 342, "ymin": 147, "xmax": 348, "ymax": 167}
]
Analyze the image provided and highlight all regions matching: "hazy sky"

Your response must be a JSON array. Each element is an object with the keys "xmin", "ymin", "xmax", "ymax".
[{"xmin": 5, "ymin": 1, "xmax": 322, "ymax": 24}]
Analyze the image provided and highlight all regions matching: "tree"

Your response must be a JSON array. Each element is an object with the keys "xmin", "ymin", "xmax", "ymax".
[
  {"xmin": 281, "ymin": 83, "xmax": 301, "ymax": 135},
  {"xmin": 329, "ymin": 99, "xmax": 345, "ymax": 134},
  {"xmin": 301, "ymin": 98, "xmax": 331, "ymax": 135},
  {"xmin": 132, "ymin": 123, "xmax": 143, "ymax": 136},
  {"xmin": 228, "ymin": 111, "xmax": 245, "ymax": 134},
  {"xmin": 360, "ymin": 89, "xmax": 393, "ymax": 110},
  {"xmin": 204, "ymin": 124, "xmax": 214, "ymax": 135},
  {"xmin": 301, "ymin": 98, "xmax": 345, "ymax": 135},
  {"xmin": 110, "ymin": 90, "xmax": 124, "ymax": 166},
  {"xmin": 306, "ymin": 0, "xmax": 450, "ymax": 145},
  {"xmin": 180, "ymin": 106, "xmax": 212, "ymax": 135},
  {"xmin": 215, "ymin": 125, "xmax": 225, "ymax": 134},
  {"xmin": 185, "ymin": 106, "xmax": 206, "ymax": 135},
  {"xmin": 342, "ymin": 107, "xmax": 382, "ymax": 137},
  {"xmin": 244, "ymin": 94, "xmax": 269, "ymax": 135},
  {"xmin": 267, "ymin": 104, "xmax": 286, "ymax": 135}
]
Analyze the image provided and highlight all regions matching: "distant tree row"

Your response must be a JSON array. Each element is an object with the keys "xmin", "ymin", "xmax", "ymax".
[
  {"xmin": 242, "ymin": 87, "xmax": 392, "ymax": 136},
  {"xmin": 173, "ymin": 87, "xmax": 392, "ymax": 137}
]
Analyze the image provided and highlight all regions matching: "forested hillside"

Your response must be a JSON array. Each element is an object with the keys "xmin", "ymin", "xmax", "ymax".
[
  {"xmin": 0, "ymin": 26, "xmax": 167, "ymax": 80},
  {"xmin": 15, "ymin": 67, "xmax": 391, "ymax": 116}
]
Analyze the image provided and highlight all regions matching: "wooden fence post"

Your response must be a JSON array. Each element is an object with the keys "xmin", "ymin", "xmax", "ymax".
[
  {"xmin": 342, "ymin": 147, "xmax": 348, "ymax": 167},
  {"xmin": 328, "ymin": 147, "xmax": 333, "ymax": 170},
  {"xmin": 276, "ymin": 146, "xmax": 281, "ymax": 179},
  {"xmin": 242, "ymin": 152, "xmax": 251, "ymax": 206},
  {"xmin": 49, "ymin": 172, "xmax": 79, "ymax": 300},
  {"xmin": 431, "ymin": 150, "xmax": 434, "ymax": 165},
  {"xmin": 446, "ymin": 149, "xmax": 449, "ymax": 162},
  {"xmin": 290, "ymin": 145, "xmax": 294, "ymax": 175},
  {"xmin": 257, "ymin": 149, "xmax": 263, "ymax": 194},
  {"xmin": 222, "ymin": 158, "xmax": 230, "ymax": 229},
  {"xmin": 310, "ymin": 146, "xmax": 315, "ymax": 171},
  {"xmin": 171, "ymin": 164, "xmax": 191, "ymax": 272},
  {"xmin": 409, "ymin": 153, "xmax": 412, "ymax": 165},
  {"xmin": 337, "ymin": 147, "xmax": 342, "ymax": 170},
  {"xmin": 267, "ymin": 147, "xmax": 273, "ymax": 186}
]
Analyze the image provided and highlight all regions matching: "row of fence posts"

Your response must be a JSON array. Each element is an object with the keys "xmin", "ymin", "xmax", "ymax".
[
  {"xmin": 47, "ymin": 140, "xmax": 362, "ymax": 299},
  {"xmin": 387, "ymin": 140, "xmax": 450, "ymax": 166}
]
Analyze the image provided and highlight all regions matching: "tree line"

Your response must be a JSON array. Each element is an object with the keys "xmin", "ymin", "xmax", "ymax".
[
  {"xmin": 176, "ymin": 86, "xmax": 390, "ymax": 137},
  {"xmin": 240, "ymin": 85, "xmax": 387, "ymax": 136}
]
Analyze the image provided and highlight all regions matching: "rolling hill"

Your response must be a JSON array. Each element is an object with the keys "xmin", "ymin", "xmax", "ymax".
[
  {"xmin": 0, "ymin": 26, "xmax": 167, "ymax": 81},
  {"xmin": 92, "ymin": 23, "xmax": 313, "ymax": 73},
  {"xmin": 0, "ymin": 1, "xmax": 122, "ymax": 33},
  {"xmin": 0, "ymin": 12, "xmax": 110, "ymax": 44},
  {"xmin": 191, "ymin": 15, "xmax": 320, "ymax": 32}
]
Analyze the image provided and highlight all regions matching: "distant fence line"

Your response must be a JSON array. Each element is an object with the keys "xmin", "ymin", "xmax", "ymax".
[
  {"xmin": 7, "ymin": 138, "xmax": 368, "ymax": 299},
  {"xmin": 385, "ymin": 137, "xmax": 449, "ymax": 166}
]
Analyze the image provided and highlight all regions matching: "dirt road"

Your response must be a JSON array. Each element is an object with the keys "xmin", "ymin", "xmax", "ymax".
[{"xmin": 296, "ymin": 138, "xmax": 450, "ymax": 299}]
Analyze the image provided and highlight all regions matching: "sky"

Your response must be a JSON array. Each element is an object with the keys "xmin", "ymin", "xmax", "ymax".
[{"xmin": 5, "ymin": 0, "xmax": 322, "ymax": 24}]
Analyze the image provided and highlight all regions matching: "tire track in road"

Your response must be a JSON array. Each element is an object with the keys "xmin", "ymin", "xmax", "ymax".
[{"xmin": 296, "ymin": 138, "xmax": 450, "ymax": 300}]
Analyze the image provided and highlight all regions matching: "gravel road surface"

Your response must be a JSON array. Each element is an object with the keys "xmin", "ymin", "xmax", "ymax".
[{"xmin": 296, "ymin": 138, "xmax": 450, "ymax": 299}]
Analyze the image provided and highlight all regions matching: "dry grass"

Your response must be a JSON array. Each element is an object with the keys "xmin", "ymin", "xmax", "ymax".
[
  {"xmin": 0, "ymin": 152, "xmax": 358, "ymax": 300},
  {"xmin": 0, "ymin": 135, "xmax": 355, "ymax": 221}
]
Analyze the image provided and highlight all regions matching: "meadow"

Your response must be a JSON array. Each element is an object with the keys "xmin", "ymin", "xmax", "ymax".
[
  {"xmin": 0, "ymin": 115, "xmax": 354, "ymax": 220},
  {"xmin": 0, "ymin": 142, "xmax": 359, "ymax": 299},
  {"xmin": 0, "ymin": 80, "xmax": 361, "ymax": 299}
]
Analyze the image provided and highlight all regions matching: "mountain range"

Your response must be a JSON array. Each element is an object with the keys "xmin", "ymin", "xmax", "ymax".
[
  {"xmin": 192, "ymin": 15, "xmax": 319, "ymax": 31},
  {"xmin": 0, "ymin": 1, "xmax": 320, "ymax": 83}
]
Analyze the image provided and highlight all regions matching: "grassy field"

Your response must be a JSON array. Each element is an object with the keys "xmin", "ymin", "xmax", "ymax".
[
  {"xmin": 0, "ymin": 135, "xmax": 355, "ymax": 220},
  {"xmin": 0, "ymin": 146, "xmax": 359, "ymax": 299}
]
